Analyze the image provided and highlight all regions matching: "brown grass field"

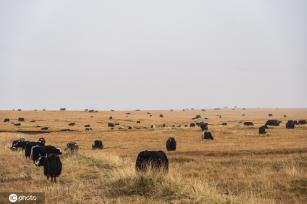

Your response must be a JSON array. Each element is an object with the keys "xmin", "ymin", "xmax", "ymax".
[{"xmin": 0, "ymin": 108, "xmax": 307, "ymax": 204}]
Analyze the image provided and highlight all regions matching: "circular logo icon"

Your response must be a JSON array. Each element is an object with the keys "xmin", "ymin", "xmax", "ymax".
[{"xmin": 8, "ymin": 194, "xmax": 18, "ymax": 203}]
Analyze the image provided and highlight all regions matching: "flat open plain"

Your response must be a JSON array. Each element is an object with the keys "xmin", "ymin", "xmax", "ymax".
[{"xmin": 0, "ymin": 108, "xmax": 307, "ymax": 204}]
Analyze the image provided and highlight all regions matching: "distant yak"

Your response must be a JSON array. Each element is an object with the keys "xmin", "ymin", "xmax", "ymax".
[
  {"xmin": 192, "ymin": 115, "xmax": 201, "ymax": 120},
  {"xmin": 65, "ymin": 142, "xmax": 79, "ymax": 152},
  {"xmin": 166, "ymin": 137, "xmax": 176, "ymax": 151},
  {"xmin": 265, "ymin": 120, "xmax": 281, "ymax": 127},
  {"xmin": 286, "ymin": 120, "xmax": 295, "ymax": 129},
  {"xmin": 108, "ymin": 122, "xmax": 115, "ymax": 128},
  {"xmin": 259, "ymin": 126, "xmax": 266, "ymax": 135},
  {"xmin": 92, "ymin": 140, "xmax": 103, "ymax": 149},
  {"xmin": 203, "ymin": 131, "xmax": 214, "ymax": 140},
  {"xmin": 243, "ymin": 122, "xmax": 254, "ymax": 126},
  {"xmin": 199, "ymin": 122, "xmax": 208, "ymax": 131}
]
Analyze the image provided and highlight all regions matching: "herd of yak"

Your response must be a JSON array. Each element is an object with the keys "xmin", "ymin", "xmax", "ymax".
[{"xmin": 6, "ymin": 113, "xmax": 307, "ymax": 183}]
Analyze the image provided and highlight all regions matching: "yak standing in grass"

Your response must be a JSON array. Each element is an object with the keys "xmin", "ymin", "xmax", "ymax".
[
  {"xmin": 166, "ymin": 137, "xmax": 176, "ymax": 151},
  {"xmin": 286, "ymin": 120, "xmax": 295, "ymax": 129},
  {"xmin": 32, "ymin": 145, "xmax": 62, "ymax": 165},
  {"xmin": 92, "ymin": 140, "xmax": 103, "ymax": 149},
  {"xmin": 265, "ymin": 120, "xmax": 281, "ymax": 126},
  {"xmin": 243, "ymin": 122, "xmax": 254, "ymax": 126},
  {"xmin": 108, "ymin": 122, "xmax": 115, "ymax": 128},
  {"xmin": 259, "ymin": 126, "xmax": 267, "ymax": 135},
  {"xmin": 203, "ymin": 131, "xmax": 214, "ymax": 140},
  {"xmin": 25, "ymin": 139, "xmax": 45, "ymax": 159},
  {"xmin": 42, "ymin": 154, "xmax": 62, "ymax": 183},
  {"xmin": 65, "ymin": 142, "xmax": 79, "ymax": 153},
  {"xmin": 135, "ymin": 151, "xmax": 169, "ymax": 173},
  {"xmin": 12, "ymin": 139, "xmax": 28, "ymax": 151},
  {"xmin": 199, "ymin": 122, "xmax": 208, "ymax": 131},
  {"xmin": 298, "ymin": 120, "xmax": 307, "ymax": 125},
  {"xmin": 10, "ymin": 138, "xmax": 25, "ymax": 151}
]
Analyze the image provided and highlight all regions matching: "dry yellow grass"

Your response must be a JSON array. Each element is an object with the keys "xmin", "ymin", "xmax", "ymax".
[{"xmin": 0, "ymin": 108, "xmax": 307, "ymax": 203}]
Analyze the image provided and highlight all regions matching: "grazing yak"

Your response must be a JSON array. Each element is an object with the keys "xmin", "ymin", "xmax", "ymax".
[
  {"xmin": 11, "ymin": 139, "xmax": 28, "ymax": 151},
  {"xmin": 190, "ymin": 123, "xmax": 196, "ymax": 127},
  {"xmin": 25, "ymin": 140, "xmax": 45, "ymax": 159},
  {"xmin": 286, "ymin": 120, "xmax": 295, "ymax": 129},
  {"xmin": 92, "ymin": 140, "xmax": 103, "ymax": 149},
  {"xmin": 265, "ymin": 120, "xmax": 281, "ymax": 126},
  {"xmin": 160, "ymin": 114, "xmax": 164, "ymax": 118},
  {"xmin": 65, "ymin": 142, "xmax": 79, "ymax": 152},
  {"xmin": 166, "ymin": 137, "xmax": 176, "ymax": 151},
  {"xmin": 60, "ymin": 108, "xmax": 66, "ymax": 111},
  {"xmin": 84, "ymin": 124, "xmax": 91, "ymax": 127},
  {"xmin": 192, "ymin": 115, "xmax": 201, "ymax": 120},
  {"xmin": 203, "ymin": 131, "xmax": 214, "ymax": 140},
  {"xmin": 18, "ymin": 117, "xmax": 25, "ymax": 122},
  {"xmin": 199, "ymin": 122, "xmax": 208, "ymax": 131},
  {"xmin": 221, "ymin": 122, "xmax": 227, "ymax": 126},
  {"xmin": 32, "ymin": 145, "xmax": 62, "ymax": 165},
  {"xmin": 3, "ymin": 118, "xmax": 10, "ymax": 123},
  {"xmin": 40, "ymin": 154, "xmax": 62, "ymax": 182},
  {"xmin": 68, "ymin": 122, "xmax": 75, "ymax": 126},
  {"xmin": 108, "ymin": 122, "xmax": 115, "ymax": 128},
  {"xmin": 243, "ymin": 122, "xmax": 254, "ymax": 126},
  {"xmin": 298, "ymin": 120, "xmax": 307, "ymax": 125},
  {"xmin": 259, "ymin": 126, "xmax": 267, "ymax": 135},
  {"xmin": 10, "ymin": 138, "xmax": 25, "ymax": 151},
  {"xmin": 135, "ymin": 151, "xmax": 169, "ymax": 173}
]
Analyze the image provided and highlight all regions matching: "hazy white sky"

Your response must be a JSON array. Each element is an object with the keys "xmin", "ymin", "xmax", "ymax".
[{"xmin": 0, "ymin": 0, "xmax": 306, "ymax": 110}]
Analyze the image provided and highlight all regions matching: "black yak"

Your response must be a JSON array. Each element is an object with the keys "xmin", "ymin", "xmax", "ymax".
[
  {"xmin": 286, "ymin": 120, "xmax": 295, "ymax": 129},
  {"xmin": 65, "ymin": 142, "xmax": 79, "ymax": 152},
  {"xmin": 92, "ymin": 140, "xmax": 103, "ymax": 149},
  {"xmin": 32, "ymin": 145, "xmax": 62, "ymax": 165},
  {"xmin": 166, "ymin": 137, "xmax": 176, "ymax": 151},
  {"xmin": 203, "ymin": 131, "xmax": 214, "ymax": 140},
  {"xmin": 199, "ymin": 122, "xmax": 208, "ymax": 131},
  {"xmin": 135, "ymin": 151, "xmax": 169, "ymax": 173},
  {"xmin": 40, "ymin": 154, "xmax": 62, "ymax": 182},
  {"xmin": 265, "ymin": 120, "xmax": 281, "ymax": 126},
  {"xmin": 259, "ymin": 126, "xmax": 266, "ymax": 135},
  {"xmin": 243, "ymin": 122, "xmax": 254, "ymax": 126}
]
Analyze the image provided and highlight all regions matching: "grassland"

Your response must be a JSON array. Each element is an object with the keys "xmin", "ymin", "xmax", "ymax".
[{"xmin": 0, "ymin": 108, "xmax": 307, "ymax": 203}]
